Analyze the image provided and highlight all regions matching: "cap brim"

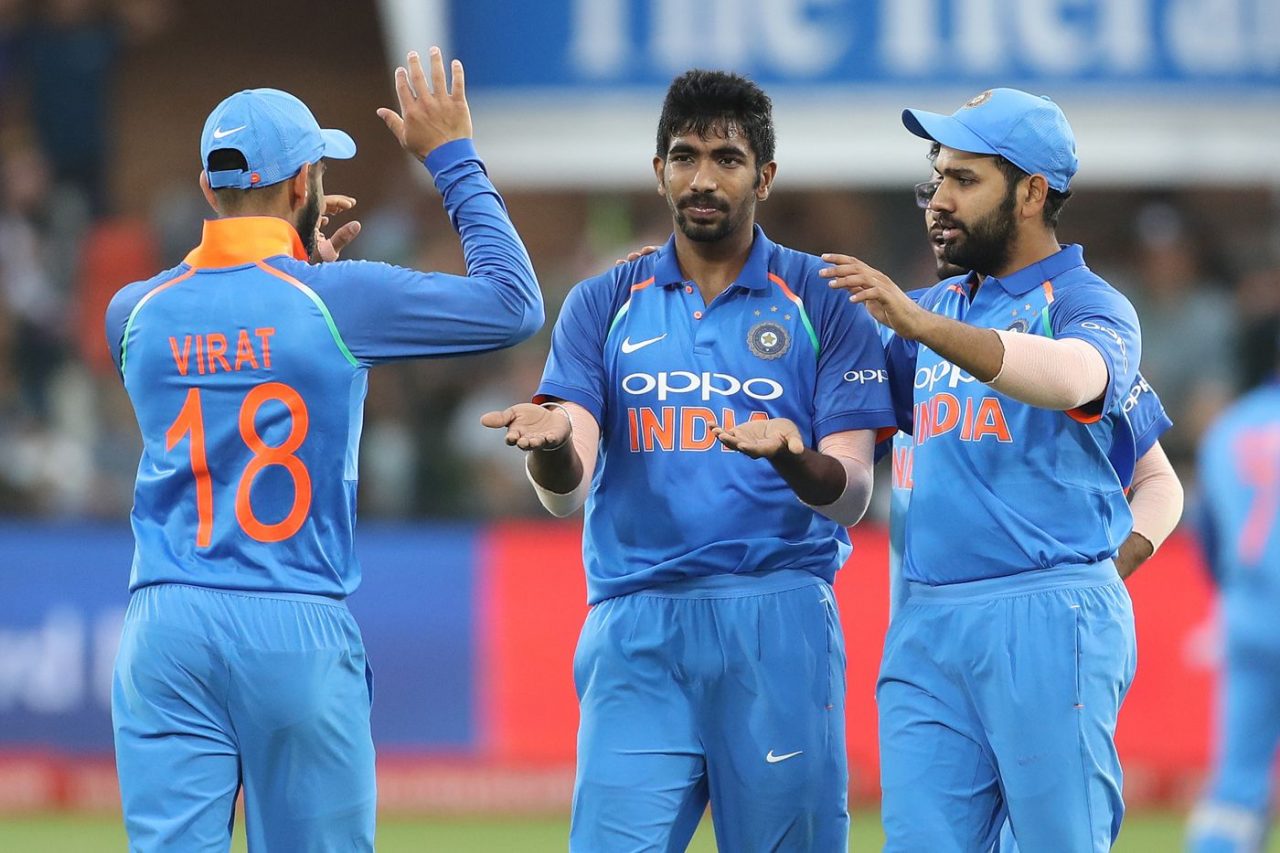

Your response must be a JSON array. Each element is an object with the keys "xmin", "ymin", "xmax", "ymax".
[
  {"xmin": 901, "ymin": 109, "xmax": 998, "ymax": 157},
  {"xmin": 320, "ymin": 128, "xmax": 357, "ymax": 160}
]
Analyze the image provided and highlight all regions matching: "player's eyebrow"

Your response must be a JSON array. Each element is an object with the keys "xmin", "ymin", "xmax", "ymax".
[
  {"xmin": 668, "ymin": 140, "xmax": 749, "ymax": 159},
  {"xmin": 938, "ymin": 165, "xmax": 981, "ymax": 180},
  {"xmin": 709, "ymin": 144, "xmax": 748, "ymax": 159}
]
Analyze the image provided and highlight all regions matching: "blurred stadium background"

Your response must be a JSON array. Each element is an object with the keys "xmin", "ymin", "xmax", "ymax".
[{"xmin": 0, "ymin": 0, "xmax": 1277, "ymax": 848}]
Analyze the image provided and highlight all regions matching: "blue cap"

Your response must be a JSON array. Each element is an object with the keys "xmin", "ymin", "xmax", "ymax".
[
  {"xmin": 200, "ymin": 88, "xmax": 356, "ymax": 190},
  {"xmin": 902, "ymin": 88, "xmax": 1078, "ymax": 192}
]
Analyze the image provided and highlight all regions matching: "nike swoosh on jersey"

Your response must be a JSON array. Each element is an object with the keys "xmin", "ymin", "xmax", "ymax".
[
  {"xmin": 765, "ymin": 750, "xmax": 803, "ymax": 764},
  {"xmin": 212, "ymin": 125, "xmax": 248, "ymax": 139},
  {"xmin": 620, "ymin": 334, "xmax": 667, "ymax": 354}
]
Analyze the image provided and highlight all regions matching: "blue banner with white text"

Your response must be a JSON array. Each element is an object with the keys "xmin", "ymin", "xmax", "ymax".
[
  {"xmin": 0, "ymin": 522, "xmax": 478, "ymax": 753},
  {"xmin": 452, "ymin": 0, "xmax": 1280, "ymax": 91}
]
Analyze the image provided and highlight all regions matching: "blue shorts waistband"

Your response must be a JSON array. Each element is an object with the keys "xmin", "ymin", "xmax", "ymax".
[
  {"xmin": 906, "ymin": 561, "xmax": 1119, "ymax": 604},
  {"xmin": 626, "ymin": 568, "xmax": 826, "ymax": 600},
  {"xmin": 131, "ymin": 582, "xmax": 348, "ymax": 609}
]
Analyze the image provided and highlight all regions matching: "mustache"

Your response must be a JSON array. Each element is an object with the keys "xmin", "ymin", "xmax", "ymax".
[
  {"xmin": 931, "ymin": 214, "xmax": 965, "ymax": 233},
  {"xmin": 677, "ymin": 193, "xmax": 728, "ymax": 212}
]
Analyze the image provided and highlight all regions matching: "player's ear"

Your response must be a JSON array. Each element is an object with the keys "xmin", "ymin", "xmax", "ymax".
[
  {"xmin": 653, "ymin": 156, "xmax": 666, "ymax": 197},
  {"xmin": 290, "ymin": 164, "xmax": 311, "ymax": 212},
  {"xmin": 199, "ymin": 171, "xmax": 220, "ymax": 214},
  {"xmin": 1022, "ymin": 174, "xmax": 1049, "ymax": 221},
  {"xmin": 755, "ymin": 160, "xmax": 777, "ymax": 201}
]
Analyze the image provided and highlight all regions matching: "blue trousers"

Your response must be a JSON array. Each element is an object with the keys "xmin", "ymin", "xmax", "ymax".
[
  {"xmin": 570, "ymin": 570, "xmax": 849, "ymax": 852},
  {"xmin": 1188, "ymin": 635, "xmax": 1280, "ymax": 853},
  {"xmin": 878, "ymin": 563, "xmax": 1136, "ymax": 853},
  {"xmin": 112, "ymin": 583, "xmax": 376, "ymax": 852}
]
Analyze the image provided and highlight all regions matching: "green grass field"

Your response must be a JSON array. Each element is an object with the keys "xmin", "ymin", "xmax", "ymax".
[{"xmin": 1, "ymin": 810, "xmax": 1273, "ymax": 851}]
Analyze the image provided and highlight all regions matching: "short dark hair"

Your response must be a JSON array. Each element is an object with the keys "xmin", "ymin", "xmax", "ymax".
[
  {"xmin": 927, "ymin": 142, "xmax": 1071, "ymax": 227},
  {"xmin": 656, "ymin": 70, "xmax": 775, "ymax": 173}
]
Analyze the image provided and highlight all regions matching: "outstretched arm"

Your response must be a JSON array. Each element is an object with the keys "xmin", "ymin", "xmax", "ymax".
[
  {"xmin": 821, "ymin": 254, "xmax": 1111, "ymax": 411},
  {"xmin": 481, "ymin": 401, "xmax": 600, "ymax": 517},
  {"xmin": 713, "ymin": 419, "xmax": 875, "ymax": 526}
]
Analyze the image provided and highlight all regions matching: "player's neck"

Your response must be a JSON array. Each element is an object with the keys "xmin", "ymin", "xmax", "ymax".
[
  {"xmin": 991, "ymin": 229, "xmax": 1061, "ymax": 279},
  {"xmin": 673, "ymin": 224, "xmax": 755, "ymax": 304}
]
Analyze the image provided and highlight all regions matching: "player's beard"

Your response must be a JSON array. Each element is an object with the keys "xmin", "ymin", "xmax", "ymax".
[
  {"xmin": 297, "ymin": 176, "xmax": 322, "ymax": 259},
  {"xmin": 937, "ymin": 186, "xmax": 1017, "ymax": 277},
  {"xmin": 670, "ymin": 190, "xmax": 753, "ymax": 244}
]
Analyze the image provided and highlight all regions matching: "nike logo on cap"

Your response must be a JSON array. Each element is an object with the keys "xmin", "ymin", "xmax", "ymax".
[
  {"xmin": 212, "ymin": 125, "xmax": 247, "ymax": 139},
  {"xmin": 620, "ymin": 334, "xmax": 667, "ymax": 354},
  {"xmin": 765, "ymin": 750, "xmax": 803, "ymax": 764}
]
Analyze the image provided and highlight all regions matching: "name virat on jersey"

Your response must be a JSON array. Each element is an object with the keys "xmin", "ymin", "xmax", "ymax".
[{"xmin": 168, "ymin": 327, "xmax": 276, "ymax": 376}]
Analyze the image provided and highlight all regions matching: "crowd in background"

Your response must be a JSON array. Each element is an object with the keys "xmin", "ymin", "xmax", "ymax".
[{"xmin": 1, "ymin": 0, "xmax": 1278, "ymax": 523}]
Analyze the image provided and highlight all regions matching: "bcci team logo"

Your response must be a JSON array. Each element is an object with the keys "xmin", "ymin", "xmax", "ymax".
[
  {"xmin": 963, "ymin": 90, "xmax": 993, "ymax": 109},
  {"xmin": 748, "ymin": 321, "xmax": 790, "ymax": 360},
  {"xmin": 1006, "ymin": 319, "xmax": 1029, "ymax": 333}
]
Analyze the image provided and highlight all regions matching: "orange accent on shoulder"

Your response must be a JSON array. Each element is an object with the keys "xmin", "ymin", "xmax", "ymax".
[
  {"xmin": 631, "ymin": 276, "xmax": 656, "ymax": 293},
  {"xmin": 136, "ymin": 267, "xmax": 198, "ymax": 311},
  {"xmin": 184, "ymin": 217, "xmax": 308, "ymax": 268},
  {"xmin": 1042, "ymin": 281, "xmax": 1055, "ymax": 304},
  {"xmin": 767, "ymin": 272, "xmax": 800, "ymax": 302},
  {"xmin": 948, "ymin": 284, "xmax": 966, "ymax": 296},
  {"xmin": 255, "ymin": 260, "xmax": 308, "ymax": 289},
  {"xmin": 875, "ymin": 425, "xmax": 899, "ymax": 444}
]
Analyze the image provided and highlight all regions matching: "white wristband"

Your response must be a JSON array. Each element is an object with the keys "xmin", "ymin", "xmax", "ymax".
[{"xmin": 537, "ymin": 402, "xmax": 573, "ymax": 452}]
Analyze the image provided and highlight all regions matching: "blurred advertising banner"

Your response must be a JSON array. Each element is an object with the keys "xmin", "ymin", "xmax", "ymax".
[
  {"xmin": 376, "ymin": 0, "xmax": 1279, "ymax": 186},
  {"xmin": 0, "ymin": 523, "xmax": 480, "ymax": 754},
  {"xmin": 0, "ymin": 521, "xmax": 1221, "ymax": 811},
  {"xmin": 451, "ymin": 0, "xmax": 1279, "ymax": 89}
]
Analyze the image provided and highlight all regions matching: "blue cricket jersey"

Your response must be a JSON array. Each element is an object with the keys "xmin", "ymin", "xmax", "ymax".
[
  {"xmin": 106, "ymin": 139, "xmax": 543, "ymax": 598},
  {"xmin": 537, "ymin": 226, "xmax": 896, "ymax": 603},
  {"xmin": 1197, "ymin": 380, "xmax": 1280, "ymax": 628},
  {"xmin": 883, "ymin": 244, "xmax": 1143, "ymax": 585},
  {"xmin": 886, "ymin": 370, "xmax": 1170, "ymax": 578}
]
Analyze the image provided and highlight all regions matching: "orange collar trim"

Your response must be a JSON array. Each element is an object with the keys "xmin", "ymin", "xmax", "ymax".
[{"xmin": 184, "ymin": 217, "xmax": 308, "ymax": 268}]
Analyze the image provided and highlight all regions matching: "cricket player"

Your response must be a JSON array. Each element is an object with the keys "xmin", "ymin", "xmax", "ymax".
[
  {"xmin": 1188, "ymin": 344, "xmax": 1280, "ymax": 853},
  {"xmin": 824, "ymin": 88, "xmax": 1183, "ymax": 851},
  {"xmin": 106, "ymin": 50, "xmax": 542, "ymax": 851},
  {"xmin": 885, "ymin": 177, "xmax": 1181, "ymax": 618},
  {"xmin": 483, "ymin": 70, "xmax": 896, "ymax": 851}
]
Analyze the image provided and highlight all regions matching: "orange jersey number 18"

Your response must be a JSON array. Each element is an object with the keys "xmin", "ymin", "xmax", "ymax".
[{"xmin": 165, "ymin": 382, "xmax": 312, "ymax": 548}]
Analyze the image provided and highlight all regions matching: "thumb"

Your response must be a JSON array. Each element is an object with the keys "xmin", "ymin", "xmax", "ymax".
[
  {"xmin": 329, "ymin": 221, "xmax": 361, "ymax": 254},
  {"xmin": 479, "ymin": 408, "xmax": 513, "ymax": 429},
  {"xmin": 376, "ymin": 108, "xmax": 405, "ymax": 139},
  {"xmin": 787, "ymin": 434, "xmax": 805, "ymax": 455}
]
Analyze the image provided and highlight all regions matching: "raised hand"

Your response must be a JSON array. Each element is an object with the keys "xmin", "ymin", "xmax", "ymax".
[
  {"xmin": 313, "ymin": 194, "xmax": 360, "ymax": 262},
  {"xmin": 480, "ymin": 403, "xmax": 572, "ymax": 451},
  {"xmin": 820, "ymin": 253, "xmax": 928, "ymax": 339},
  {"xmin": 376, "ymin": 47, "xmax": 473, "ymax": 160},
  {"xmin": 712, "ymin": 417, "xmax": 805, "ymax": 460}
]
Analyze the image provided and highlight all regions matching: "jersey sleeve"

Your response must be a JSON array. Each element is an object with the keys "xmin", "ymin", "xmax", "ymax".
[
  {"xmin": 105, "ymin": 288, "xmax": 138, "ymax": 374},
  {"xmin": 1050, "ymin": 284, "xmax": 1141, "ymax": 419},
  {"xmin": 1124, "ymin": 372, "xmax": 1173, "ymax": 459},
  {"xmin": 534, "ymin": 276, "xmax": 613, "ymax": 424},
  {"xmin": 877, "ymin": 287, "xmax": 935, "ymax": 447},
  {"xmin": 305, "ymin": 139, "xmax": 544, "ymax": 365},
  {"xmin": 104, "ymin": 269, "xmax": 186, "ymax": 378},
  {"xmin": 811, "ymin": 277, "xmax": 896, "ymax": 442}
]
